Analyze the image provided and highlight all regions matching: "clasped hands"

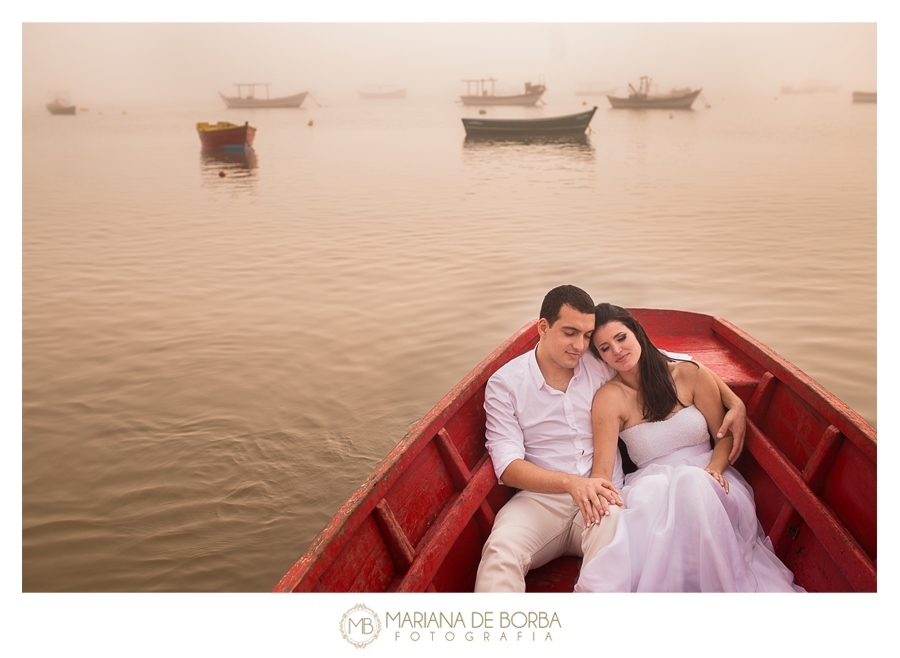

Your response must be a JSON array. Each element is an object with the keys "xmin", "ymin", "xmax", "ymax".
[{"xmin": 568, "ymin": 475, "xmax": 623, "ymax": 529}]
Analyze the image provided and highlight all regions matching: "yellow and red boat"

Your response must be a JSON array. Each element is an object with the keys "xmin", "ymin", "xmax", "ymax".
[
  {"xmin": 274, "ymin": 309, "xmax": 876, "ymax": 593},
  {"xmin": 196, "ymin": 121, "xmax": 256, "ymax": 150}
]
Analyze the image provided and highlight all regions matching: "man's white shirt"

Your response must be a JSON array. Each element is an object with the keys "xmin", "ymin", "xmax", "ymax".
[{"xmin": 484, "ymin": 348, "xmax": 625, "ymax": 489}]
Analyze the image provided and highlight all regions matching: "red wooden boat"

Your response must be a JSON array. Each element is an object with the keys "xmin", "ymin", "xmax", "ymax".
[
  {"xmin": 274, "ymin": 310, "xmax": 876, "ymax": 593},
  {"xmin": 196, "ymin": 121, "xmax": 256, "ymax": 150}
]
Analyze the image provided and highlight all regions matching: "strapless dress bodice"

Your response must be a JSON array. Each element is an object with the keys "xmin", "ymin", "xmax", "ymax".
[{"xmin": 619, "ymin": 405, "xmax": 710, "ymax": 468}]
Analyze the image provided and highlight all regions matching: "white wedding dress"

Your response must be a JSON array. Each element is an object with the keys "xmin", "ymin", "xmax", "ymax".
[{"xmin": 575, "ymin": 405, "xmax": 804, "ymax": 592}]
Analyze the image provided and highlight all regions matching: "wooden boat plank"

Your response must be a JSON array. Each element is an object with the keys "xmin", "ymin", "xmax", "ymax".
[
  {"xmin": 745, "ymin": 422, "xmax": 876, "ymax": 591},
  {"xmin": 313, "ymin": 515, "xmax": 397, "ymax": 592},
  {"xmin": 396, "ymin": 457, "xmax": 498, "ymax": 592},
  {"xmin": 758, "ymin": 383, "xmax": 829, "ymax": 471},
  {"xmin": 442, "ymin": 392, "xmax": 491, "ymax": 472},
  {"xmin": 802, "ymin": 425, "xmax": 842, "ymax": 493},
  {"xmin": 373, "ymin": 500, "xmax": 416, "ymax": 572},
  {"xmin": 821, "ymin": 441, "xmax": 876, "ymax": 559},
  {"xmin": 787, "ymin": 523, "xmax": 853, "ymax": 592},
  {"xmin": 429, "ymin": 518, "xmax": 484, "ymax": 592},
  {"xmin": 384, "ymin": 442, "xmax": 456, "ymax": 548}
]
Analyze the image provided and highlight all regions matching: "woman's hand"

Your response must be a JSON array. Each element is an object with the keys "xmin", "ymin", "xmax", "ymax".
[
  {"xmin": 704, "ymin": 467, "xmax": 730, "ymax": 494},
  {"xmin": 567, "ymin": 475, "xmax": 623, "ymax": 528}
]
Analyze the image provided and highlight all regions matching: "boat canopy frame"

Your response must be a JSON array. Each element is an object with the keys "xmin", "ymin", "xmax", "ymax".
[
  {"xmin": 231, "ymin": 83, "xmax": 274, "ymax": 100},
  {"xmin": 461, "ymin": 78, "xmax": 498, "ymax": 96}
]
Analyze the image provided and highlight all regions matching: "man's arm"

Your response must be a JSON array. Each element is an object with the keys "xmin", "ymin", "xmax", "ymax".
[
  {"xmin": 701, "ymin": 364, "xmax": 746, "ymax": 463},
  {"xmin": 499, "ymin": 459, "xmax": 622, "ymax": 528},
  {"xmin": 484, "ymin": 373, "xmax": 621, "ymax": 528}
]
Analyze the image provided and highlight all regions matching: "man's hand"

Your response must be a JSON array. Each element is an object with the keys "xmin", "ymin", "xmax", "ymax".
[
  {"xmin": 566, "ymin": 475, "xmax": 623, "ymax": 528},
  {"xmin": 718, "ymin": 404, "xmax": 746, "ymax": 464},
  {"xmin": 702, "ymin": 363, "xmax": 747, "ymax": 464}
]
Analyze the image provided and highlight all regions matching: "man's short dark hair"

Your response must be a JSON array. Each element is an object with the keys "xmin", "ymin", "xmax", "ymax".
[{"xmin": 539, "ymin": 285, "xmax": 595, "ymax": 327}]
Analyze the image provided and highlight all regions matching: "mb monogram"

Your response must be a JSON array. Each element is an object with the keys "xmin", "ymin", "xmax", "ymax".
[{"xmin": 340, "ymin": 604, "xmax": 382, "ymax": 648}]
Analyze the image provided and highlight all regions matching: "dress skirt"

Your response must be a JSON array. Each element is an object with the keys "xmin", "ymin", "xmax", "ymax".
[{"xmin": 575, "ymin": 443, "xmax": 805, "ymax": 592}]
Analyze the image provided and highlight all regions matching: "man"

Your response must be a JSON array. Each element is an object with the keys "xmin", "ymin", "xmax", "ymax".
[{"xmin": 474, "ymin": 285, "xmax": 746, "ymax": 592}]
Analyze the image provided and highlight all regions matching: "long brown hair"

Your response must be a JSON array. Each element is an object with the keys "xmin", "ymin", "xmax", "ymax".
[{"xmin": 589, "ymin": 304, "xmax": 693, "ymax": 422}]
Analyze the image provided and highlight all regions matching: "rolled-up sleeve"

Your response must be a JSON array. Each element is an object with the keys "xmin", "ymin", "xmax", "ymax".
[{"xmin": 484, "ymin": 375, "xmax": 525, "ymax": 484}]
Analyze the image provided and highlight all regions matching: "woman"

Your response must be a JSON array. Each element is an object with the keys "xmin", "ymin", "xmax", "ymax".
[{"xmin": 575, "ymin": 304, "xmax": 803, "ymax": 592}]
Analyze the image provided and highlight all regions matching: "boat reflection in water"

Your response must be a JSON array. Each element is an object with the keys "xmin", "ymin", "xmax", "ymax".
[
  {"xmin": 200, "ymin": 147, "xmax": 259, "ymax": 191},
  {"xmin": 462, "ymin": 132, "xmax": 595, "ymax": 159}
]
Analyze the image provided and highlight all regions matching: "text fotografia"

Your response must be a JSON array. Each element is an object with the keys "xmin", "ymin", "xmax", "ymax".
[{"xmin": 387, "ymin": 611, "xmax": 561, "ymax": 642}]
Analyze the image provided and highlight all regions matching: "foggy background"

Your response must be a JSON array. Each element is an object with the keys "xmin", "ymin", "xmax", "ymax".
[
  {"xmin": 23, "ymin": 23, "xmax": 877, "ymax": 109},
  {"xmin": 14, "ymin": 11, "xmax": 894, "ymax": 657}
]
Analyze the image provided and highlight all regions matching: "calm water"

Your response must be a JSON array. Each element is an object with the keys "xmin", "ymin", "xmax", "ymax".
[{"xmin": 22, "ymin": 91, "xmax": 876, "ymax": 592}]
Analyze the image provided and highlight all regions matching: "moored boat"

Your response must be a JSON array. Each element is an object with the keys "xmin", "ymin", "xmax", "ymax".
[
  {"xmin": 460, "ymin": 78, "xmax": 546, "ymax": 106},
  {"xmin": 607, "ymin": 77, "xmax": 702, "ymax": 110},
  {"xmin": 461, "ymin": 106, "xmax": 597, "ymax": 136},
  {"xmin": 219, "ymin": 83, "xmax": 308, "ymax": 109},
  {"xmin": 196, "ymin": 121, "xmax": 256, "ymax": 150},
  {"xmin": 273, "ymin": 309, "xmax": 876, "ymax": 593},
  {"xmin": 852, "ymin": 91, "xmax": 877, "ymax": 103},
  {"xmin": 46, "ymin": 99, "xmax": 76, "ymax": 115}
]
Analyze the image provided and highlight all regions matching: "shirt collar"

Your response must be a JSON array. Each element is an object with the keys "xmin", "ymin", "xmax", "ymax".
[{"xmin": 527, "ymin": 344, "xmax": 584, "ymax": 391}]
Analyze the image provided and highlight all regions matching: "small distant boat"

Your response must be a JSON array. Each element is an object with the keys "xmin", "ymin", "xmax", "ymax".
[
  {"xmin": 219, "ymin": 83, "xmax": 308, "ymax": 109},
  {"xmin": 196, "ymin": 121, "xmax": 256, "ymax": 150},
  {"xmin": 781, "ymin": 84, "xmax": 841, "ymax": 94},
  {"xmin": 46, "ymin": 99, "xmax": 76, "ymax": 115},
  {"xmin": 852, "ymin": 91, "xmax": 877, "ymax": 103},
  {"xmin": 459, "ymin": 78, "xmax": 546, "ymax": 106},
  {"xmin": 462, "ymin": 106, "xmax": 597, "ymax": 136},
  {"xmin": 359, "ymin": 86, "xmax": 407, "ymax": 99},
  {"xmin": 607, "ymin": 77, "xmax": 702, "ymax": 110}
]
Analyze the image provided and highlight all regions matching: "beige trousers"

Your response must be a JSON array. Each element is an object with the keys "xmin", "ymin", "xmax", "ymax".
[{"xmin": 474, "ymin": 490, "xmax": 621, "ymax": 593}]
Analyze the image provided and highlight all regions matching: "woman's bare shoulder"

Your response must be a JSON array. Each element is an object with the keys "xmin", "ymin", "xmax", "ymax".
[
  {"xmin": 592, "ymin": 377, "xmax": 633, "ymax": 428},
  {"xmin": 670, "ymin": 359, "xmax": 701, "ymax": 380},
  {"xmin": 593, "ymin": 376, "xmax": 632, "ymax": 411}
]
